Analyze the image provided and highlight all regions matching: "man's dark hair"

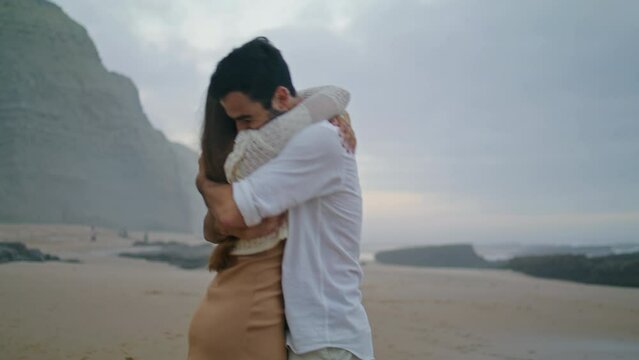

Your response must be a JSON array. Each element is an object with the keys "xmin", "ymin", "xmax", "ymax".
[{"xmin": 209, "ymin": 37, "xmax": 296, "ymax": 109}]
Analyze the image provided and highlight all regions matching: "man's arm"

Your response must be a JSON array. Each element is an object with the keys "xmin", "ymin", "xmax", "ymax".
[
  {"xmin": 202, "ymin": 211, "xmax": 226, "ymax": 244},
  {"xmin": 226, "ymin": 87, "xmax": 351, "ymax": 190},
  {"xmin": 201, "ymin": 123, "xmax": 346, "ymax": 229},
  {"xmin": 195, "ymin": 154, "xmax": 246, "ymax": 229},
  {"xmin": 199, "ymin": 178, "xmax": 286, "ymax": 237},
  {"xmin": 197, "ymin": 175, "xmax": 247, "ymax": 229}
]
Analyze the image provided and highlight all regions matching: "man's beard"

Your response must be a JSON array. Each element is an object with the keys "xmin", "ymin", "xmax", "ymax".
[{"xmin": 267, "ymin": 108, "xmax": 285, "ymax": 121}]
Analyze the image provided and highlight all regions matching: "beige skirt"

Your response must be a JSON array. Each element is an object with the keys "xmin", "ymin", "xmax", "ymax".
[{"xmin": 187, "ymin": 240, "xmax": 286, "ymax": 360}]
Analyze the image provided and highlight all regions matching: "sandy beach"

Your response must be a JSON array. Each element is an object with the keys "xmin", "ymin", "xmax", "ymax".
[{"xmin": 1, "ymin": 224, "xmax": 638, "ymax": 360}]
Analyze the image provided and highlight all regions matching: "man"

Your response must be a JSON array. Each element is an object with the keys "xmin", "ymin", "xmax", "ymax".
[{"xmin": 197, "ymin": 37, "xmax": 374, "ymax": 360}]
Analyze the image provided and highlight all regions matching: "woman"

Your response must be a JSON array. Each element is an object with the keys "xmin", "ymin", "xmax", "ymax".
[{"xmin": 187, "ymin": 82, "xmax": 352, "ymax": 359}]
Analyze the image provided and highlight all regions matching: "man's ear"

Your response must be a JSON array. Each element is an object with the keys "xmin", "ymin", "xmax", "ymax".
[{"xmin": 271, "ymin": 86, "xmax": 291, "ymax": 111}]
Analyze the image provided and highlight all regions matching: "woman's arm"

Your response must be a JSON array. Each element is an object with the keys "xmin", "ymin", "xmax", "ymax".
[
  {"xmin": 259, "ymin": 85, "xmax": 350, "ymax": 152},
  {"xmin": 226, "ymin": 85, "xmax": 350, "ymax": 180}
]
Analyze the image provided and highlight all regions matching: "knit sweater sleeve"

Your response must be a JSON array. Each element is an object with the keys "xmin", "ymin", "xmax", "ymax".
[{"xmin": 224, "ymin": 85, "xmax": 350, "ymax": 181}]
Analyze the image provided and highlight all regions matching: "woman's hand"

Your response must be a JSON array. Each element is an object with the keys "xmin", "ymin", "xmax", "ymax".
[{"xmin": 329, "ymin": 112, "xmax": 356, "ymax": 154}]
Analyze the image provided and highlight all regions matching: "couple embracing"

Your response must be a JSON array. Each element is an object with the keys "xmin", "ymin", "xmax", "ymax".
[{"xmin": 188, "ymin": 37, "xmax": 374, "ymax": 360}]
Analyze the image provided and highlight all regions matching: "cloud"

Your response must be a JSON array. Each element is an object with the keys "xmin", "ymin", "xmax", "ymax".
[
  {"xmin": 50, "ymin": 0, "xmax": 639, "ymax": 245},
  {"xmin": 52, "ymin": 0, "xmax": 374, "ymax": 148},
  {"xmin": 363, "ymin": 189, "xmax": 639, "ymax": 248}
]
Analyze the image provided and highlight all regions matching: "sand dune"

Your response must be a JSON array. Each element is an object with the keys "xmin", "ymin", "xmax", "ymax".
[{"xmin": 1, "ymin": 224, "xmax": 638, "ymax": 359}]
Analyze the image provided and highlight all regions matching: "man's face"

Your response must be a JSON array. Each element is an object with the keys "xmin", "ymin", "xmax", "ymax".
[{"xmin": 220, "ymin": 91, "xmax": 272, "ymax": 131}]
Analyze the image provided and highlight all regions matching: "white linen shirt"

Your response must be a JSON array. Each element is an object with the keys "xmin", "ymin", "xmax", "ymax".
[
  {"xmin": 226, "ymin": 86, "xmax": 350, "ymax": 255},
  {"xmin": 232, "ymin": 121, "xmax": 374, "ymax": 360}
]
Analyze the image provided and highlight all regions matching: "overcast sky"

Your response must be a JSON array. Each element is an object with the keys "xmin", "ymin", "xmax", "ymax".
[{"xmin": 51, "ymin": 0, "xmax": 639, "ymax": 249}]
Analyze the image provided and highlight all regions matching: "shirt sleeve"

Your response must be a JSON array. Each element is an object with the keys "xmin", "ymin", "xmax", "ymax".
[
  {"xmin": 232, "ymin": 123, "xmax": 344, "ymax": 226},
  {"xmin": 225, "ymin": 86, "xmax": 349, "ymax": 181}
]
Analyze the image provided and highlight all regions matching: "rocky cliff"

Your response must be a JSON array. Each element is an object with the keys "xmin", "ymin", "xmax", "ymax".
[{"xmin": 0, "ymin": 0, "xmax": 205, "ymax": 232}]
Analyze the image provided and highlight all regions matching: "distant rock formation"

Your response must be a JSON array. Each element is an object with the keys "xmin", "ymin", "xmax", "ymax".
[
  {"xmin": 119, "ymin": 240, "xmax": 212, "ymax": 270},
  {"xmin": 375, "ymin": 243, "xmax": 495, "ymax": 268},
  {"xmin": 375, "ymin": 243, "xmax": 639, "ymax": 288},
  {"xmin": 507, "ymin": 252, "xmax": 639, "ymax": 288},
  {"xmin": 0, "ymin": 0, "xmax": 205, "ymax": 232},
  {"xmin": 0, "ymin": 241, "xmax": 60, "ymax": 263}
]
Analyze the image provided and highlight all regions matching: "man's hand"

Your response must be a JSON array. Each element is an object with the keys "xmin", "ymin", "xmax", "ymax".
[
  {"xmin": 195, "ymin": 157, "xmax": 248, "ymax": 229},
  {"xmin": 203, "ymin": 211, "xmax": 285, "ymax": 243},
  {"xmin": 329, "ymin": 111, "xmax": 356, "ymax": 154},
  {"xmin": 195, "ymin": 155, "xmax": 208, "ymax": 204},
  {"xmin": 203, "ymin": 211, "xmax": 226, "ymax": 244}
]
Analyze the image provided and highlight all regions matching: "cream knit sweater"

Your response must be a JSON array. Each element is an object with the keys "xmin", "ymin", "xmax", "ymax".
[{"xmin": 225, "ymin": 86, "xmax": 350, "ymax": 255}]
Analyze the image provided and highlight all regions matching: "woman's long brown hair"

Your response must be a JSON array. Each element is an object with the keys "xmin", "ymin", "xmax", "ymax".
[{"xmin": 201, "ymin": 90, "xmax": 239, "ymax": 272}]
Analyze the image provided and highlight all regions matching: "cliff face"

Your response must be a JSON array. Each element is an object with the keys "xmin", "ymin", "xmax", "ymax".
[{"xmin": 0, "ymin": 0, "xmax": 205, "ymax": 232}]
